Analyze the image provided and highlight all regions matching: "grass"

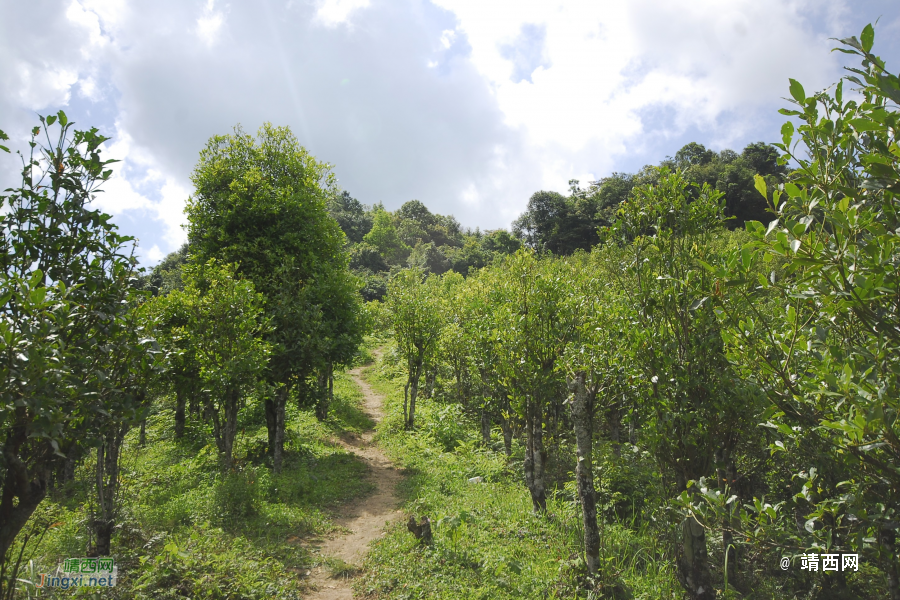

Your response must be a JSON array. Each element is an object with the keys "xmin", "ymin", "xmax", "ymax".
[
  {"xmin": 16, "ymin": 368, "xmax": 376, "ymax": 599},
  {"xmin": 355, "ymin": 346, "xmax": 683, "ymax": 600}
]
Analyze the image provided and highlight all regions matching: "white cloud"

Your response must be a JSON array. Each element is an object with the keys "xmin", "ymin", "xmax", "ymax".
[
  {"xmin": 440, "ymin": 29, "xmax": 456, "ymax": 48},
  {"xmin": 197, "ymin": 0, "xmax": 225, "ymax": 47},
  {"xmin": 315, "ymin": 0, "xmax": 370, "ymax": 27},
  {"xmin": 3, "ymin": 0, "xmax": 895, "ymax": 267}
]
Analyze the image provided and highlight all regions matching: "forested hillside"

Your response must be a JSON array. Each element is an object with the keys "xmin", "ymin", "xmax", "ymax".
[{"xmin": 0, "ymin": 24, "xmax": 898, "ymax": 600}]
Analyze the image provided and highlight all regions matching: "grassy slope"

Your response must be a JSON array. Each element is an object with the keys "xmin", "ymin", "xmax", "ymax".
[
  {"xmin": 20, "ymin": 368, "xmax": 375, "ymax": 599},
  {"xmin": 355, "ymin": 348, "xmax": 682, "ymax": 600}
]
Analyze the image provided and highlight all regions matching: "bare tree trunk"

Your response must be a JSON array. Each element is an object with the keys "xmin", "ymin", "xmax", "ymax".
[
  {"xmin": 500, "ymin": 396, "xmax": 513, "ymax": 456},
  {"xmin": 524, "ymin": 399, "xmax": 547, "ymax": 512},
  {"xmin": 403, "ymin": 380, "xmax": 410, "ymax": 426},
  {"xmin": 407, "ymin": 376, "xmax": 419, "ymax": 429},
  {"xmin": 138, "ymin": 418, "xmax": 147, "ymax": 447},
  {"xmin": 715, "ymin": 449, "xmax": 737, "ymax": 585},
  {"xmin": 677, "ymin": 512, "xmax": 714, "ymax": 600},
  {"xmin": 94, "ymin": 425, "xmax": 127, "ymax": 556},
  {"xmin": 175, "ymin": 387, "xmax": 186, "ymax": 439},
  {"xmin": 272, "ymin": 386, "xmax": 287, "ymax": 474},
  {"xmin": 480, "ymin": 406, "xmax": 491, "ymax": 447},
  {"xmin": 608, "ymin": 402, "xmax": 621, "ymax": 458},
  {"xmin": 880, "ymin": 526, "xmax": 900, "ymax": 600},
  {"xmin": 0, "ymin": 434, "xmax": 50, "ymax": 572},
  {"xmin": 569, "ymin": 373, "xmax": 600, "ymax": 575},
  {"xmin": 264, "ymin": 395, "xmax": 277, "ymax": 459},
  {"xmin": 328, "ymin": 364, "xmax": 333, "ymax": 405},
  {"xmin": 407, "ymin": 359, "xmax": 422, "ymax": 430},
  {"xmin": 222, "ymin": 387, "xmax": 239, "ymax": 469},
  {"xmin": 315, "ymin": 369, "xmax": 329, "ymax": 422}
]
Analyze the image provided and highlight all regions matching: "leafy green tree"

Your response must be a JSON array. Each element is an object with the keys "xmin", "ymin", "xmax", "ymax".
[
  {"xmin": 386, "ymin": 269, "xmax": 443, "ymax": 429},
  {"xmin": 364, "ymin": 208, "xmax": 409, "ymax": 264},
  {"xmin": 604, "ymin": 169, "xmax": 756, "ymax": 600},
  {"xmin": 304, "ymin": 267, "xmax": 367, "ymax": 421},
  {"xmin": 186, "ymin": 123, "xmax": 348, "ymax": 473},
  {"xmin": 141, "ymin": 243, "xmax": 189, "ymax": 296},
  {"xmin": 407, "ymin": 241, "xmax": 451, "ymax": 274},
  {"xmin": 491, "ymin": 251, "xmax": 579, "ymax": 512},
  {"xmin": 561, "ymin": 253, "xmax": 631, "ymax": 576},
  {"xmin": 0, "ymin": 113, "xmax": 153, "ymax": 582},
  {"xmin": 154, "ymin": 261, "xmax": 270, "ymax": 468},
  {"xmin": 327, "ymin": 190, "xmax": 373, "ymax": 243},
  {"xmin": 717, "ymin": 25, "xmax": 900, "ymax": 596}
]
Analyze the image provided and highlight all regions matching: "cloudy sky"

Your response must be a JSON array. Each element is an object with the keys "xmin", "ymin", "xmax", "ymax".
[{"xmin": 2, "ymin": 0, "xmax": 898, "ymax": 266}]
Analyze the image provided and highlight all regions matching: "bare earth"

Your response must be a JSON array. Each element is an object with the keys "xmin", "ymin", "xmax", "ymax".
[{"xmin": 304, "ymin": 361, "xmax": 403, "ymax": 600}]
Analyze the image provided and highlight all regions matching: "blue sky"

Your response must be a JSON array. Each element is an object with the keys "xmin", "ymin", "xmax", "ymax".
[{"xmin": 1, "ymin": 0, "xmax": 898, "ymax": 266}]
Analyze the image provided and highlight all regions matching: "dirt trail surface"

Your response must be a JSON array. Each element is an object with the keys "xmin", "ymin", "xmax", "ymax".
[{"xmin": 305, "ymin": 361, "xmax": 403, "ymax": 599}]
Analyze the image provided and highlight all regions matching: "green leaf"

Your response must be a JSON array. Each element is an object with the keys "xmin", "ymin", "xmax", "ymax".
[
  {"xmin": 860, "ymin": 24, "xmax": 874, "ymax": 53},
  {"xmin": 789, "ymin": 79, "xmax": 806, "ymax": 103},
  {"xmin": 57, "ymin": 110, "xmax": 68, "ymax": 127},
  {"xmin": 781, "ymin": 121, "xmax": 794, "ymax": 147},
  {"xmin": 849, "ymin": 118, "xmax": 883, "ymax": 132},
  {"xmin": 754, "ymin": 174, "xmax": 767, "ymax": 199}
]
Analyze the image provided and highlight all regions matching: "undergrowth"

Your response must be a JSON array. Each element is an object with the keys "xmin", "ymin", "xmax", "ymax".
[
  {"xmin": 17, "ymin": 365, "xmax": 376, "ymax": 599},
  {"xmin": 356, "ymin": 344, "xmax": 683, "ymax": 600}
]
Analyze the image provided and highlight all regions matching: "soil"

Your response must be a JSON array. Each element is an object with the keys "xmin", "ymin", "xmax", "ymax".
[{"xmin": 304, "ymin": 360, "xmax": 403, "ymax": 599}]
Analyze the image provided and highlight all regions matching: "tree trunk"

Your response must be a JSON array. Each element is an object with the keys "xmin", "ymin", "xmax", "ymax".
[
  {"xmin": 881, "ymin": 525, "xmax": 900, "ymax": 600},
  {"xmin": 272, "ymin": 387, "xmax": 287, "ymax": 474},
  {"xmin": 0, "ymin": 452, "xmax": 50, "ymax": 572},
  {"xmin": 407, "ymin": 376, "xmax": 419, "ymax": 429},
  {"xmin": 608, "ymin": 402, "xmax": 621, "ymax": 458},
  {"xmin": 480, "ymin": 406, "xmax": 491, "ymax": 447},
  {"xmin": 222, "ymin": 387, "xmax": 239, "ymax": 469},
  {"xmin": 315, "ymin": 369, "xmax": 329, "ymax": 422},
  {"xmin": 403, "ymin": 380, "xmax": 410, "ymax": 426},
  {"xmin": 139, "ymin": 418, "xmax": 147, "ymax": 447},
  {"xmin": 94, "ymin": 425, "xmax": 127, "ymax": 556},
  {"xmin": 569, "ymin": 373, "xmax": 600, "ymax": 575},
  {"xmin": 716, "ymin": 450, "xmax": 737, "ymax": 586},
  {"xmin": 500, "ymin": 396, "xmax": 513, "ymax": 456},
  {"xmin": 677, "ymin": 513, "xmax": 714, "ymax": 600},
  {"xmin": 524, "ymin": 399, "xmax": 547, "ymax": 512},
  {"xmin": 175, "ymin": 387, "xmax": 186, "ymax": 439},
  {"xmin": 264, "ymin": 395, "xmax": 277, "ymax": 458},
  {"xmin": 328, "ymin": 365, "xmax": 333, "ymax": 405}
]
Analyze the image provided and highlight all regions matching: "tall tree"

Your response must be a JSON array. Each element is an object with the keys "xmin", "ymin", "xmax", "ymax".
[
  {"xmin": 604, "ymin": 169, "xmax": 755, "ymax": 600},
  {"xmin": 386, "ymin": 269, "xmax": 443, "ymax": 429},
  {"xmin": 717, "ymin": 26, "xmax": 900, "ymax": 597},
  {"xmin": 0, "ymin": 113, "xmax": 153, "ymax": 586},
  {"xmin": 186, "ymin": 123, "xmax": 348, "ymax": 473}
]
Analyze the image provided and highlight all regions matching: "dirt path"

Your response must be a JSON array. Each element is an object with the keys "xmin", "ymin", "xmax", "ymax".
[{"xmin": 305, "ymin": 361, "xmax": 403, "ymax": 600}]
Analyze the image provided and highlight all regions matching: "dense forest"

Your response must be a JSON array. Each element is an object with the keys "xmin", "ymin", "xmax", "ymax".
[{"xmin": 0, "ymin": 24, "xmax": 898, "ymax": 600}]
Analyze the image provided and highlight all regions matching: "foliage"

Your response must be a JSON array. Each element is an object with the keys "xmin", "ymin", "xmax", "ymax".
[
  {"xmin": 0, "ymin": 112, "xmax": 154, "ymax": 590},
  {"xmin": 711, "ymin": 24, "xmax": 900, "ymax": 587}
]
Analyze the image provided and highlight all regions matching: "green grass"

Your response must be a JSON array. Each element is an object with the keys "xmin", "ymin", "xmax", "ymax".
[
  {"xmin": 18, "ymin": 370, "xmax": 376, "ymax": 599},
  {"xmin": 355, "ymin": 350, "xmax": 682, "ymax": 600}
]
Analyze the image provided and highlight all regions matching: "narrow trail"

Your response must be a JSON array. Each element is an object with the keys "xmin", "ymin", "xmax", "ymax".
[{"xmin": 305, "ymin": 360, "xmax": 403, "ymax": 600}]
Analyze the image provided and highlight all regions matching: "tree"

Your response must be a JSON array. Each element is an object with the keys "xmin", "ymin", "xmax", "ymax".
[
  {"xmin": 151, "ymin": 260, "xmax": 270, "ymax": 468},
  {"xmin": 386, "ymin": 269, "xmax": 443, "ymax": 429},
  {"xmin": 327, "ymin": 190, "xmax": 372, "ymax": 243},
  {"xmin": 716, "ymin": 25, "xmax": 900, "ymax": 597},
  {"xmin": 364, "ymin": 208, "xmax": 409, "ymax": 264},
  {"xmin": 604, "ymin": 169, "xmax": 756, "ymax": 600},
  {"xmin": 0, "ymin": 113, "xmax": 153, "ymax": 586},
  {"xmin": 186, "ymin": 123, "xmax": 349, "ymax": 473},
  {"xmin": 491, "ymin": 251, "xmax": 579, "ymax": 512}
]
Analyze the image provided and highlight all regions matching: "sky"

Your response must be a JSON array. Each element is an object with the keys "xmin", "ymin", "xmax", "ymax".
[{"xmin": 1, "ymin": 0, "xmax": 898, "ymax": 266}]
